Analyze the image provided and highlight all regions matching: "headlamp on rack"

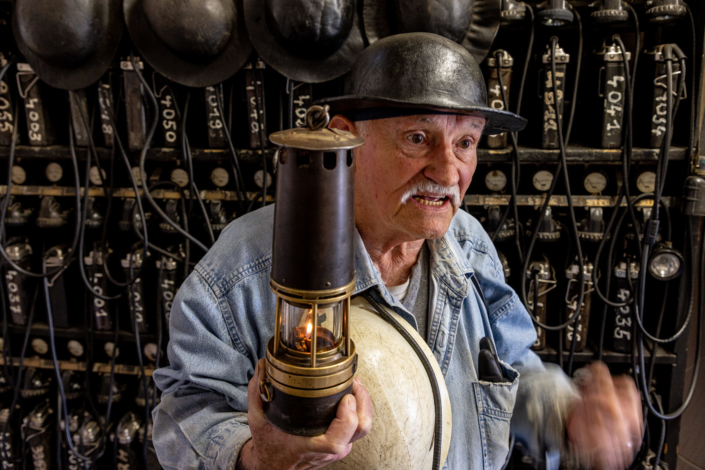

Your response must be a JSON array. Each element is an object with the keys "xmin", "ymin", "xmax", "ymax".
[
  {"xmin": 648, "ymin": 242, "xmax": 684, "ymax": 281},
  {"xmin": 645, "ymin": 0, "xmax": 686, "ymax": 24},
  {"xmin": 590, "ymin": 0, "xmax": 628, "ymax": 24},
  {"xmin": 536, "ymin": 0, "xmax": 574, "ymax": 26},
  {"xmin": 501, "ymin": 0, "xmax": 527, "ymax": 24}
]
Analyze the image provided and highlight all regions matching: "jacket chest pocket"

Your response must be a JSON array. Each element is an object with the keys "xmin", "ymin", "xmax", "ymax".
[{"xmin": 472, "ymin": 364, "xmax": 519, "ymax": 470}]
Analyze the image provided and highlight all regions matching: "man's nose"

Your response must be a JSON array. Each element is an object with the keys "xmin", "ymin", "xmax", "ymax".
[{"xmin": 423, "ymin": 140, "xmax": 461, "ymax": 188}]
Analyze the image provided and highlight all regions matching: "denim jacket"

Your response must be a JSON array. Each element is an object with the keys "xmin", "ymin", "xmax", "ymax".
[{"xmin": 152, "ymin": 205, "xmax": 578, "ymax": 470}]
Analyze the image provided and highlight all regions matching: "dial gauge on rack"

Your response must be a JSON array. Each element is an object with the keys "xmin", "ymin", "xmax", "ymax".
[
  {"xmin": 170, "ymin": 168, "xmax": 189, "ymax": 188},
  {"xmin": 485, "ymin": 170, "xmax": 507, "ymax": 192},
  {"xmin": 636, "ymin": 171, "xmax": 656, "ymax": 194},
  {"xmin": 45, "ymin": 162, "xmax": 63, "ymax": 183},
  {"xmin": 254, "ymin": 170, "xmax": 272, "ymax": 188},
  {"xmin": 11, "ymin": 165, "xmax": 26, "ymax": 185},
  {"xmin": 132, "ymin": 167, "xmax": 146, "ymax": 187},
  {"xmin": 583, "ymin": 172, "xmax": 607, "ymax": 195},
  {"xmin": 210, "ymin": 167, "xmax": 229, "ymax": 188},
  {"xmin": 67, "ymin": 340, "xmax": 84, "ymax": 358},
  {"xmin": 89, "ymin": 166, "xmax": 107, "ymax": 186},
  {"xmin": 532, "ymin": 170, "xmax": 554, "ymax": 192}
]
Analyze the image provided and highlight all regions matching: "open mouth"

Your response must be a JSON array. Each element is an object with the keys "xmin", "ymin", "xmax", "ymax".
[{"xmin": 412, "ymin": 195, "xmax": 450, "ymax": 207}]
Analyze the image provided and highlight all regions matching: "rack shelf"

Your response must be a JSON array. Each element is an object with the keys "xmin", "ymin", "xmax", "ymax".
[
  {"xmin": 463, "ymin": 194, "xmax": 678, "ymax": 208},
  {"xmin": 0, "ymin": 185, "xmax": 273, "ymax": 202},
  {"xmin": 476, "ymin": 145, "xmax": 687, "ymax": 163},
  {"xmin": 0, "ymin": 356, "xmax": 154, "ymax": 377},
  {"xmin": 3, "ymin": 322, "xmax": 158, "ymax": 344},
  {"xmin": 0, "ymin": 144, "xmax": 275, "ymax": 163},
  {"xmin": 0, "ymin": 144, "xmax": 687, "ymax": 164},
  {"xmin": 534, "ymin": 344, "xmax": 677, "ymax": 365}
]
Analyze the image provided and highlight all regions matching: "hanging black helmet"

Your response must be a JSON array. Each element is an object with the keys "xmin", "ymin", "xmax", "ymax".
[
  {"xmin": 321, "ymin": 33, "xmax": 526, "ymax": 135},
  {"xmin": 362, "ymin": 0, "xmax": 502, "ymax": 64},
  {"xmin": 244, "ymin": 0, "xmax": 366, "ymax": 83},
  {"xmin": 12, "ymin": 0, "xmax": 123, "ymax": 90},
  {"xmin": 124, "ymin": 0, "xmax": 252, "ymax": 88}
]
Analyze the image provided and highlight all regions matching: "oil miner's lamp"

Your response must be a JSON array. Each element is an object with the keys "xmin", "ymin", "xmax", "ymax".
[{"xmin": 261, "ymin": 105, "xmax": 363, "ymax": 436}]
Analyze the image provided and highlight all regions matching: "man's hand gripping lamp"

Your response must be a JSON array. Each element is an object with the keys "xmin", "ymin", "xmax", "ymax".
[{"xmin": 261, "ymin": 105, "xmax": 363, "ymax": 436}]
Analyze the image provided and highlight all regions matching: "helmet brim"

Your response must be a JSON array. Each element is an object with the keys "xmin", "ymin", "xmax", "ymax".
[
  {"xmin": 320, "ymin": 96, "xmax": 527, "ymax": 135},
  {"xmin": 13, "ymin": 0, "xmax": 123, "ymax": 91},
  {"xmin": 124, "ymin": 0, "xmax": 252, "ymax": 88}
]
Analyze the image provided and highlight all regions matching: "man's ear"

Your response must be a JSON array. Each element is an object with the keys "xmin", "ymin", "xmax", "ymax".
[{"xmin": 329, "ymin": 114, "xmax": 356, "ymax": 134}]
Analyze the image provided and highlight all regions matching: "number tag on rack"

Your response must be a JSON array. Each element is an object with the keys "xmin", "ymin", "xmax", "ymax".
[
  {"xmin": 98, "ymin": 81, "xmax": 114, "ymax": 147},
  {"xmin": 17, "ymin": 63, "xmax": 55, "ymax": 146},
  {"xmin": 121, "ymin": 58, "xmax": 146, "ymax": 151},
  {"xmin": 153, "ymin": 74, "xmax": 179, "ymax": 148},
  {"xmin": 204, "ymin": 85, "xmax": 226, "ymax": 148},
  {"xmin": 0, "ymin": 53, "xmax": 15, "ymax": 146},
  {"xmin": 245, "ymin": 60, "xmax": 266, "ymax": 148},
  {"xmin": 68, "ymin": 89, "xmax": 90, "ymax": 147}
]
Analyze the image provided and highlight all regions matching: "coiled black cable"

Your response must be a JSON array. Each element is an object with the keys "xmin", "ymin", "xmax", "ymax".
[
  {"xmin": 127, "ymin": 257, "xmax": 152, "ymax": 470},
  {"xmin": 363, "ymin": 293, "xmax": 443, "ymax": 470},
  {"xmin": 0, "ymin": 100, "xmax": 80, "ymax": 279},
  {"xmin": 0, "ymin": 285, "xmax": 38, "ymax": 463},
  {"xmin": 128, "ymin": 53, "xmax": 208, "ymax": 253},
  {"xmin": 178, "ymin": 92, "xmax": 215, "ymax": 246},
  {"xmin": 93, "ymin": 85, "xmax": 152, "ymax": 289},
  {"xmin": 214, "ymin": 86, "xmax": 249, "ymax": 215},
  {"xmin": 635, "ymin": 218, "xmax": 702, "ymax": 421},
  {"xmin": 42, "ymin": 251, "xmax": 105, "ymax": 465},
  {"xmin": 520, "ymin": 32, "xmax": 585, "ymax": 333},
  {"xmin": 77, "ymin": 87, "xmax": 150, "ymax": 290}
]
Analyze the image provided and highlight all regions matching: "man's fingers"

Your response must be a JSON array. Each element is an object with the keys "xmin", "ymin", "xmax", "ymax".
[
  {"xmin": 247, "ymin": 359, "xmax": 267, "ymax": 416},
  {"xmin": 613, "ymin": 376, "xmax": 643, "ymax": 438},
  {"xmin": 351, "ymin": 376, "xmax": 373, "ymax": 443},
  {"xmin": 311, "ymin": 394, "xmax": 359, "ymax": 455},
  {"xmin": 585, "ymin": 362, "xmax": 616, "ymax": 395}
]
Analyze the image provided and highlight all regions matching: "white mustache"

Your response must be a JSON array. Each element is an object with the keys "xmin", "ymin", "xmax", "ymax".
[{"xmin": 400, "ymin": 179, "xmax": 461, "ymax": 207}]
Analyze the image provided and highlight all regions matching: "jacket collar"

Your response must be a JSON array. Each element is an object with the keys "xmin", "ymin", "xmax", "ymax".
[{"xmin": 353, "ymin": 225, "xmax": 474, "ymax": 301}]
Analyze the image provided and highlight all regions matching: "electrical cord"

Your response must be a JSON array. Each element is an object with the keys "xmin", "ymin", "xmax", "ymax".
[
  {"xmin": 635, "ymin": 217, "xmax": 702, "ymax": 420},
  {"xmin": 0, "ymin": 101, "xmax": 80, "ymax": 278},
  {"xmin": 92, "ymin": 86, "xmax": 151, "ymax": 288},
  {"xmin": 363, "ymin": 293, "xmax": 443, "ymax": 470},
  {"xmin": 519, "ymin": 8, "xmax": 584, "ymax": 326},
  {"xmin": 178, "ymin": 92, "xmax": 215, "ymax": 246},
  {"xmin": 42, "ymin": 251, "xmax": 106, "ymax": 465},
  {"xmin": 520, "ymin": 32, "xmax": 585, "ymax": 332},
  {"xmin": 0, "ymin": 263, "xmax": 12, "ymax": 387},
  {"xmin": 685, "ymin": 4, "xmax": 697, "ymax": 165},
  {"xmin": 254, "ymin": 65, "xmax": 268, "ymax": 210},
  {"xmin": 129, "ymin": 53, "xmax": 208, "ymax": 252},
  {"xmin": 593, "ymin": 33, "xmax": 643, "ymax": 309},
  {"xmin": 214, "ymin": 86, "xmax": 249, "ymax": 215},
  {"xmin": 489, "ymin": 5, "xmax": 534, "ymax": 263},
  {"xmin": 132, "ymin": 182, "xmax": 189, "ymax": 263},
  {"xmin": 154, "ymin": 260, "xmax": 165, "ymax": 408},
  {"xmin": 69, "ymin": 118, "xmax": 123, "ymax": 302},
  {"xmin": 490, "ymin": 50, "xmax": 524, "ymax": 263},
  {"xmin": 0, "ymin": 284, "xmax": 38, "ymax": 463},
  {"xmin": 127, "ymin": 257, "xmax": 152, "ymax": 470}
]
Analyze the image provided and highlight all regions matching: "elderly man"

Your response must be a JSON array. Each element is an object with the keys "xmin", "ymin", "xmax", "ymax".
[{"xmin": 152, "ymin": 33, "xmax": 642, "ymax": 470}]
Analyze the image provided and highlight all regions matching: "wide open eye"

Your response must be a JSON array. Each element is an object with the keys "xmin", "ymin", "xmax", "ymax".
[
  {"xmin": 458, "ymin": 139, "xmax": 473, "ymax": 150},
  {"xmin": 407, "ymin": 133, "xmax": 424, "ymax": 145}
]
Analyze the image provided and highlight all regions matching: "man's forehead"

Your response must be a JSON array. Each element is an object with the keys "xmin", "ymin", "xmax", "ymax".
[{"xmin": 398, "ymin": 114, "xmax": 485, "ymax": 132}]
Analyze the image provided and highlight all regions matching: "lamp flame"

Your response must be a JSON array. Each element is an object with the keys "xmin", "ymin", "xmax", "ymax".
[{"xmin": 306, "ymin": 322, "xmax": 313, "ymax": 336}]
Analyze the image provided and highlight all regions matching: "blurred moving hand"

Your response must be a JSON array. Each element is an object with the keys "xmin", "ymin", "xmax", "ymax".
[{"xmin": 567, "ymin": 362, "xmax": 643, "ymax": 470}]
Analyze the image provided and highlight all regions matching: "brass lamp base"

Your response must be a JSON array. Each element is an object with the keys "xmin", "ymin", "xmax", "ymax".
[{"xmin": 261, "ymin": 337, "xmax": 357, "ymax": 436}]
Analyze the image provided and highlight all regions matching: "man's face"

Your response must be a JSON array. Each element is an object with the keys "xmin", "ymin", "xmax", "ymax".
[{"xmin": 349, "ymin": 114, "xmax": 485, "ymax": 242}]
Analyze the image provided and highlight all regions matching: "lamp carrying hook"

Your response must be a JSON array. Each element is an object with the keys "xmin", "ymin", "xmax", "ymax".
[{"xmin": 305, "ymin": 105, "xmax": 331, "ymax": 131}]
